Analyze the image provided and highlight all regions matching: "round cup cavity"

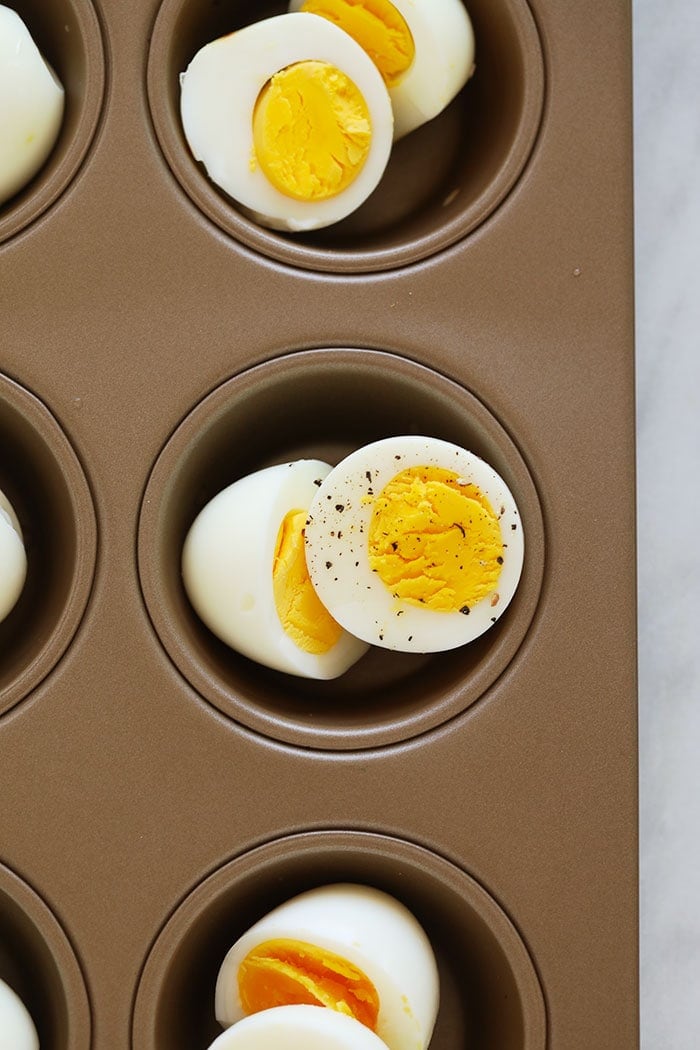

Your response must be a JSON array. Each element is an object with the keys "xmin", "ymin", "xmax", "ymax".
[
  {"xmin": 132, "ymin": 831, "xmax": 546, "ymax": 1050},
  {"xmin": 147, "ymin": 0, "xmax": 544, "ymax": 272},
  {"xmin": 0, "ymin": 373, "xmax": 97, "ymax": 717},
  {"xmin": 138, "ymin": 349, "xmax": 544, "ymax": 750},
  {"xmin": 0, "ymin": 0, "xmax": 105, "ymax": 244},
  {"xmin": 0, "ymin": 861, "xmax": 91, "ymax": 1050}
]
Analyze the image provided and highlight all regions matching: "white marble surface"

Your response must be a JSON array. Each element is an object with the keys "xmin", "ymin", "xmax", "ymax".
[{"xmin": 634, "ymin": 1, "xmax": 700, "ymax": 1047}]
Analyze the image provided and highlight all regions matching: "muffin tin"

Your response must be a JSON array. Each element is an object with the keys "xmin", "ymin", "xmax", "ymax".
[{"xmin": 0, "ymin": 1, "xmax": 637, "ymax": 1048}]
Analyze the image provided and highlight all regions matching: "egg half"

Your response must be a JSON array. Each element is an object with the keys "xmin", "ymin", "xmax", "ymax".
[
  {"xmin": 180, "ymin": 13, "xmax": 393, "ymax": 231},
  {"xmin": 304, "ymin": 435, "xmax": 524, "ymax": 652},
  {"xmin": 215, "ymin": 884, "xmax": 439, "ymax": 1050},
  {"xmin": 182, "ymin": 461, "xmax": 369, "ymax": 679},
  {"xmin": 0, "ymin": 5, "xmax": 64, "ymax": 206},
  {"xmin": 289, "ymin": 0, "xmax": 475, "ymax": 139},
  {"xmin": 0, "ymin": 486, "xmax": 27, "ymax": 624},
  {"xmin": 0, "ymin": 978, "xmax": 39, "ymax": 1050},
  {"xmin": 206, "ymin": 1004, "xmax": 392, "ymax": 1050}
]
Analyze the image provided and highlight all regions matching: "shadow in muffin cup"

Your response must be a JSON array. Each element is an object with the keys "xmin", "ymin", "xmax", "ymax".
[
  {"xmin": 147, "ymin": 0, "xmax": 544, "ymax": 272},
  {"xmin": 0, "ymin": 373, "xmax": 97, "ymax": 717},
  {"xmin": 138, "ymin": 348, "xmax": 544, "ymax": 750},
  {"xmin": 132, "ymin": 831, "xmax": 546, "ymax": 1050}
]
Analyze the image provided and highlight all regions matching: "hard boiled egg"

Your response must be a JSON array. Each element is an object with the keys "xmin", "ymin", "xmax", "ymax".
[
  {"xmin": 0, "ymin": 486, "xmax": 27, "ymax": 624},
  {"xmin": 180, "ymin": 13, "xmax": 393, "ymax": 231},
  {"xmin": 304, "ymin": 436, "xmax": 524, "ymax": 653},
  {"xmin": 0, "ymin": 5, "xmax": 64, "ymax": 206},
  {"xmin": 182, "ymin": 461, "xmax": 369, "ymax": 679},
  {"xmin": 0, "ymin": 978, "xmax": 39, "ymax": 1050},
  {"xmin": 289, "ymin": 0, "xmax": 475, "ymax": 139},
  {"xmin": 215, "ymin": 884, "xmax": 439, "ymax": 1050},
  {"xmin": 206, "ymin": 1005, "xmax": 392, "ymax": 1050}
]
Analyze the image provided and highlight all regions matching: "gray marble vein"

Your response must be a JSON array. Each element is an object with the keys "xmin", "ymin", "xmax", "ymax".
[{"xmin": 634, "ymin": 0, "xmax": 700, "ymax": 1046}]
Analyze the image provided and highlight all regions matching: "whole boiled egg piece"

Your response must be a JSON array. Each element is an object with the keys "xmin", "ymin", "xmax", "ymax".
[
  {"xmin": 0, "ymin": 486, "xmax": 27, "ymax": 624},
  {"xmin": 180, "ymin": 12, "xmax": 393, "ymax": 231},
  {"xmin": 304, "ymin": 435, "xmax": 524, "ymax": 653},
  {"xmin": 181, "ymin": 461, "xmax": 369, "ymax": 679},
  {"xmin": 206, "ymin": 1005, "xmax": 392, "ymax": 1050},
  {"xmin": 0, "ymin": 5, "xmax": 64, "ymax": 206},
  {"xmin": 289, "ymin": 0, "xmax": 475, "ymax": 139},
  {"xmin": 0, "ymin": 978, "xmax": 39, "ymax": 1050},
  {"xmin": 215, "ymin": 883, "xmax": 439, "ymax": 1050}
]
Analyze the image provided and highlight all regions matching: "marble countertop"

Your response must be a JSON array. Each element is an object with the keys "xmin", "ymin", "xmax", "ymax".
[{"xmin": 633, "ymin": 1, "xmax": 700, "ymax": 1046}]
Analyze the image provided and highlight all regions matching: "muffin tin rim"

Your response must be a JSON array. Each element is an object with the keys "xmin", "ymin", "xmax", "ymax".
[
  {"xmin": 145, "ymin": 0, "xmax": 546, "ymax": 274},
  {"xmin": 136, "ymin": 345, "xmax": 546, "ymax": 752},
  {"xmin": 130, "ymin": 827, "xmax": 548, "ymax": 1050}
]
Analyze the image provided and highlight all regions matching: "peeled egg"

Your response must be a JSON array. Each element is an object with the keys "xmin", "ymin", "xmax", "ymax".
[
  {"xmin": 180, "ymin": 13, "xmax": 393, "ymax": 231},
  {"xmin": 0, "ymin": 5, "xmax": 65, "ymax": 206},
  {"xmin": 304, "ymin": 436, "xmax": 524, "ymax": 653},
  {"xmin": 289, "ymin": 0, "xmax": 475, "ymax": 139},
  {"xmin": 206, "ymin": 1004, "xmax": 392, "ymax": 1050},
  {"xmin": 215, "ymin": 884, "xmax": 439, "ymax": 1050},
  {"xmin": 0, "ymin": 486, "xmax": 27, "ymax": 624},
  {"xmin": 182, "ymin": 461, "xmax": 369, "ymax": 679},
  {"xmin": 0, "ymin": 978, "xmax": 39, "ymax": 1050}
]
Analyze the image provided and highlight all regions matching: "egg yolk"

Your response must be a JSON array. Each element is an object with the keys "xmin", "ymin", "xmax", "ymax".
[
  {"xmin": 301, "ymin": 0, "xmax": 415, "ymax": 87},
  {"xmin": 252, "ymin": 60, "xmax": 372, "ymax": 201},
  {"xmin": 238, "ymin": 939, "xmax": 380, "ymax": 1030},
  {"xmin": 368, "ymin": 466, "xmax": 505, "ymax": 612},
  {"xmin": 273, "ymin": 509, "xmax": 343, "ymax": 653}
]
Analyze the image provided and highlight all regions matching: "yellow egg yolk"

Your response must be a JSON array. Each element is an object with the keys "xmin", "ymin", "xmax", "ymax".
[
  {"xmin": 368, "ymin": 466, "xmax": 505, "ymax": 612},
  {"xmin": 301, "ymin": 0, "xmax": 415, "ymax": 87},
  {"xmin": 252, "ymin": 60, "xmax": 372, "ymax": 201},
  {"xmin": 238, "ymin": 939, "xmax": 380, "ymax": 1030},
  {"xmin": 273, "ymin": 509, "xmax": 343, "ymax": 653}
]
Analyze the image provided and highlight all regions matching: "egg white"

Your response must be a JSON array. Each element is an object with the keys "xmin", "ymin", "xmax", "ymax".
[
  {"xmin": 181, "ymin": 461, "xmax": 369, "ymax": 679},
  {"xmin": 0, "ymin": 5, "xmax": 65, "ymax": 206},
  {"xmin": 0, "ymin": 487, "xmax": 27, "ymax": 625},
  {"xmin": 304, "ymin": 436, "xmax": 524, "ymax": 653},
  {"xmin": 289, "ymin": 0, "xmax": 475, "ymax": 139},
  {"xmin": 0, "ymin": 978, "xmax": 39, "ymax": 1050},
  {"xmin": 207, "ymin": 1004, "xmax": 392, "ymax": 1050},
  {"xmin": 179, "ymin": 12, "xmax": 394, "ymax": 231},
  {"xmin": 215, "ymin": 883, "xmax": 439, "ymax": 1050}
]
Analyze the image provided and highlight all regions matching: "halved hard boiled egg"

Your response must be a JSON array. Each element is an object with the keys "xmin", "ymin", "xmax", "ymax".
[
  {"xmin": 181, "ymin": 461, "xmax": 369, "ymax": 679},
  {"xmin": 215, "ymin": 884, "xmax": 439, "ymax": 1050},
  {"xmin": 180, "ymin": 13, "xmax": 393, "ymax": 231},
  {"xmin": 0, "ymin": 486, "xmax": 27, "ymax": 624},
  {"xmin": 289, "ymin": 0, "xmax": 475, "ymax": 139},
  {"xmin": 206, "ymin": 1004, "xmax": 393, "ymax": 1050},
  {"xmin": 0, "ymin": 5, "xmax": 65, "ymax": 206},
  {"xmin": 0, "ymin": 977, "xmax": 39, "ymax": 1050},
  {"xmin": 304, "ymin": 436, "xmax": 524, "ymax": 652}
]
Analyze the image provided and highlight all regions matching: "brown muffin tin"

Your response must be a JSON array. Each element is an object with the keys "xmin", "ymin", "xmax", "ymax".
[{"xmin": 0, "ymin": 1, "xmax": 637, "ymax": 1049}]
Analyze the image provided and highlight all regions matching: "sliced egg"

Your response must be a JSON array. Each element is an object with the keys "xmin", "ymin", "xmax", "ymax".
[
  {"xmin": 0, "ymin": 978, "xmax": 39, "ymax": 1050},
  {"xmin": 182, "ymin": 461, "xmax": 369, "ymax": 679},
  {"xmin": 206, "ymin": 1004, "xmax": 392, "ymax": 1050},
  {"xmin": 304, "ymin": 436, "xmax": 524, "ymax": 653},
  {"xmin": 180, "ymin": 13, "xmax": 393, "ymax": 231},
  {"xmin": 0, "ymin": 486, "xmax": 27, "ymax": 624},
  {"xmin": 215, "ymin": 883, "xmax": 439, "ymax": 1050},
  {"xmin": 0, "ymin": 5, "xmax": 65, "ymax": 206},
  {"xmin": 289, "ymin": 0, "xmax": 475, "ymax": 139}
]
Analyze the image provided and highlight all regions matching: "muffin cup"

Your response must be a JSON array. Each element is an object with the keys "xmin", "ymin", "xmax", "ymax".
[
  {"xmin": 0, "ymin": 373, "xmax": 97, "ymax": 717},
  {"xmin": 138, "ymin": 348, "xmax": 544, "ymax": 750},
  {"xmin": 147, "ymin": 0, "xmax": 544, "ymax": 271},
  {"xmin": 132, "ymin": 830, "xmax": 546, "ymax": 1050},
  {"xmin": 0, "ymin": 860, "xmax": 91, "ymax": 1050},
  {"xmin": 0, "ymin": 0, "xmax": 105, "ymax": 244}
]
